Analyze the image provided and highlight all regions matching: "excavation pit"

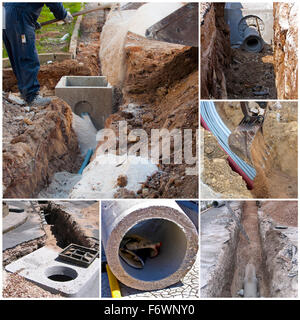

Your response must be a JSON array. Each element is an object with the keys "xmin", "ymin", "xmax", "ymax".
[
  {"xmin": 55, "ymin": 76, "xmax": 113, "ymax": 129},
  {"xmin": 5, "ymin": 246, "xmax": 99, "ymax": 297},
  {"xmin": 102, "ymin": 200, "xmax": 198, "ymax": 291}
]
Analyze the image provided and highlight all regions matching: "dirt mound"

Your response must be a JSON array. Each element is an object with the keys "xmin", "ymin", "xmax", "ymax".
[
  {"xmin": 260, "ymin": 201, "xmax": 298, "ymax": 227},
  {"xmin": 201, "ymin": 128, "xmax": 252, "ymax": 199},
  {"xmin": 96, "ymin": 23, "xmax": 198, "ymax": 198},
  {"xmin": 3, "ymin": 97, "xmax": 81, "ymax": 198},
  {"xmin": 3, "ymin": 60, "xmax": 92, "ymax": 94}
]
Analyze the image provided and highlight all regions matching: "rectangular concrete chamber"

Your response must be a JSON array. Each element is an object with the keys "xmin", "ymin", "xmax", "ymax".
[
  {"xmin": 55, "ymin": 76, "xmax": 112, "ymax": 129},
  {"xmin": 5, "ymin": 247, "xmax": 99, "ymax": 297}
]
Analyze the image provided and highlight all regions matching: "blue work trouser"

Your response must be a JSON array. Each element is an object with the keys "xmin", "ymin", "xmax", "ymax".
[{"xmin": 3, "ymin": 6, "xmax": 40, "ymax": 103}]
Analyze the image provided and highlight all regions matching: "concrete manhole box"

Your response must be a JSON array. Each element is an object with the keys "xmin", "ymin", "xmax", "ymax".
[
  {"xmin": 55, "ymin": 76, "xmax": 112, "ymax": 130},
  {"xmin": 5, "ymin": 247, "xmax": 99, "ymax": 297}
]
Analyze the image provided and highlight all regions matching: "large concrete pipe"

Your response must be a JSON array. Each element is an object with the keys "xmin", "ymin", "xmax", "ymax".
[
  {"xmin": 242, "ymin": 26, "xmax": 264, "ymax": 52},
  {"xmin": 212, "ymin": 201, "xmax": 226, "ymax": 208},
  {"xmin": 243, "ymin": 263, "xmax": 258, "ymax": 297},
  {"xmin": 101, "ymin": 200, "xmax": 198, "ymax": 290},
  {"xmin": 225, "ymin": 3, "xmax": 273, "ymax": 52}
]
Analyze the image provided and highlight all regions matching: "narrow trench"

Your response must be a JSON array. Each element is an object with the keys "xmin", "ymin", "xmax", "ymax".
[
  {"xmin": 225, "ymin": 201, "xmax": 270, "ymax": 297},
  {"xmin": 42, "ymin": 203, "xmax": 92, "ymax": 250}
]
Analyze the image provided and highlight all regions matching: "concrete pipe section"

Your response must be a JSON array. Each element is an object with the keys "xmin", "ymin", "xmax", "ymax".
[
  {"xmin": 225, "ymin": 3, "xmax": 273, "ymax": 52},
  {"xmin": 212, "ymin": 201, "xmax": 226, "ymax": 208},
  {"xmin": 242, "ymin": 26, "xmax": 264, "ymax": 52},
  {"xmin": 102, "ymin": 200, "xmax": 198, "ymax": 290}
]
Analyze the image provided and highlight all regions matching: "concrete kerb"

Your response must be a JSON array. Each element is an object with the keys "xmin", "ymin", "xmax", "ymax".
[
  {"xmin": 3, "ymin": 211, "xmax": 28, "ymax": 234},
  {"xmin": 69, "ymin": 14, "xmax": 83, "ymax": 59},
  {"xmin": 3, "ymin": 53, "xmax": 72, "ymax": 68},
  {"xmin": 102, "ymin": 200, "xmax": 199, "ymax": 291}
]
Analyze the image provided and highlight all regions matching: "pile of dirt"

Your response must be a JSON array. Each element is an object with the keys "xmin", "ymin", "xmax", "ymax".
[
  {"xmin": 225, "ymin": 46, "xmax": 277, "ymax": 99},
  {"xmin": 200, "ymin": 2, "xmax": 231, "ymax": 99},
  {"xmin": 260, "ymin": 201, "xmax": 298, "ymax": 227},
  {"xmin": 97, "ymin": 19, "xmax": 198, "ymax": 198},
  {"xmin": 3, "ymin": 97, "xmax": 81, "ymax": 198},
  {"xmin": 3, "ymin": 60, "xmax": 92, "ymax": 94},
  {"xmin": 201, "ymin": 128, "xmax": 253, "ymax": 199},
  {"xmin": 273, "ymin": 3, "xmax": 298, "ymax": 99}
]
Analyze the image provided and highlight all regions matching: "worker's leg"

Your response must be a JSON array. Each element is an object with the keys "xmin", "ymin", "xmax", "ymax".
[
  {"xmin": 3, "ymin": 6, "xmax": 40, "ymax": 103},
  {"xmin": 3, "ymin": 31, "xmax": 18, "ymax": 77}
]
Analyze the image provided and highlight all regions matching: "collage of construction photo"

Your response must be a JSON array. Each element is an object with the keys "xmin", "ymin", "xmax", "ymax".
[{"xmin": 0, "ymin": 0, "xmax": 298, "ymax": 305}]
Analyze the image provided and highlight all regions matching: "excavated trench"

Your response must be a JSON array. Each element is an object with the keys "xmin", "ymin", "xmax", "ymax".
[
  {"xmin": 42, "ymin": 203, "xmax": 98, "ymax": 250},
  {"xmin": 229, "ymin": 201, "xmax": 270, "ymax": 297},
  {"xmin": 3, "ymin": 202, "xmax": 98, "ymax": 267},
  {"xmin": 202, "ymin": 201, "xmax": 297, "ymax": 298},
  {"xmin": 201, "ymin": 3, "xmax": 297, "ymax": 100}
]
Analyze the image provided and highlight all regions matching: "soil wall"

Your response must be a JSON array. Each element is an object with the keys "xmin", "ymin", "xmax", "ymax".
[
  {"xmin": 200, "ymin": 2, "xmax": 231, "ymax": 99},
  {"xmin": 3, "ymin": 98, "xmax": 80, "ymax": 198},
  {"xmin": 273, "ymin": 3, "xmax": 298, "ymax": 99}
]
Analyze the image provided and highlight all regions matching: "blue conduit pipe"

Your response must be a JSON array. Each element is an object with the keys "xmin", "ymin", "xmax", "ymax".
[
  {"xmin": 78, "ymin": 148, "xmax": 94, "ymax": 174},
  {"xmin": 200, "ymin": 101, "xmax": 256, "ymax": 188}
]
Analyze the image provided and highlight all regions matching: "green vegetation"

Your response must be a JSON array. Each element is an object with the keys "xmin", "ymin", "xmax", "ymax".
[{"xmin": 3, "ymin": 2, "xmax": 82, "ymax": 58}]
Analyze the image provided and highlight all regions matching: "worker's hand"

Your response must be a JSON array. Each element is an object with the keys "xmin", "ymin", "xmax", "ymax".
[{"xmin": 63, "ymin": 11, "xmax": 73, "ymax": 24}]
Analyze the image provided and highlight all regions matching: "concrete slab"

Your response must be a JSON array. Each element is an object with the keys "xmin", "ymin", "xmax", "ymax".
[
  {"xmin": 55, "ymin": 76, "xmax": 113, "ymax": 129},
  {"xmin": 5, "ymin": 246, "xmax": 99, "ymax": 297},
  {"xmin": 3, "ymin": 211, "xmax": 28, "ymax": 234},
  {"xmin": 3, "ymin": 210, "xmax": 45, "ymax": 251},
  {"xmin": 3, "ymin": 53, "xmax": 72, "ymax": 68}
]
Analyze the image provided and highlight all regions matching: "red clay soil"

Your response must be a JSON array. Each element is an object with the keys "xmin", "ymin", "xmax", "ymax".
[
  {"xmin": 3, "ymin": 97, "xmax": 81, "ymax": 198},
  {"xmin": 260, "ymin": 201, "xmax": 298, "ymax": 227},
  {"xmin": 96, "ymin": 33, "xmax": 198, "ymax": 198},
  {"xmin": 230, "ymin": 201, "xmax": 270, "ymax": 297},
  {"xmin": 3, "ymin": 60, "xmax": 93, "ymax": 94}
]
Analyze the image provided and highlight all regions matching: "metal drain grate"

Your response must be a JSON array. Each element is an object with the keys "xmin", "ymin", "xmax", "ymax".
[{"xmin": 59, "ymin": 244, "xmax": 98, "ymax": 268}]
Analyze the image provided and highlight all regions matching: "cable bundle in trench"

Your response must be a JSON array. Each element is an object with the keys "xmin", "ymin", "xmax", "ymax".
[{"xmin": 201, "ymin": 101, "xmax": 256, "ymax": 189}]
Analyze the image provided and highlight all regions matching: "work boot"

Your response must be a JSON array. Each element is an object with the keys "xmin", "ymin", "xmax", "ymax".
[{"xmin": 28, "ymin": 95, "xmax": 51, "ymax": 107}]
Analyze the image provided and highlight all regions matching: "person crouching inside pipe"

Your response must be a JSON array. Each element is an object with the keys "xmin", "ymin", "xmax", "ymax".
[{"xmin": 119, "ymin": 234, "xmax": 162, "ymax": 269}]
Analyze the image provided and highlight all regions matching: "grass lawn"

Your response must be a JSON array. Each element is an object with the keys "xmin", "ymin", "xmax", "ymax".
[{"xmin": 3, "ymin": 2, "xmax": 82, "ymax": 58}]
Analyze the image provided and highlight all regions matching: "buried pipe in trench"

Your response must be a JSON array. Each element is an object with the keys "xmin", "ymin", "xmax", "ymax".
[
  {"xmin": 242, "ymin": 27, "xmax": 264, "ymax": 53},
  {"xmin": 101, "ymin": 200, "xmax": 198, "ymax": 291},
  {"xmin": 212, "ymin": 201, "xmax": 226, "ymax": 208}
]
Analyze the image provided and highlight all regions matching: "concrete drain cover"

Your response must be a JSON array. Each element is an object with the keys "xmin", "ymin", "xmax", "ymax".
[
  {"xmin": 59, "ymin": 243, "xmax": 98, "ymax": 268},
  {"xmin": 5, "ymin": 247, "xmax": 99, "ymax": 297}
]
